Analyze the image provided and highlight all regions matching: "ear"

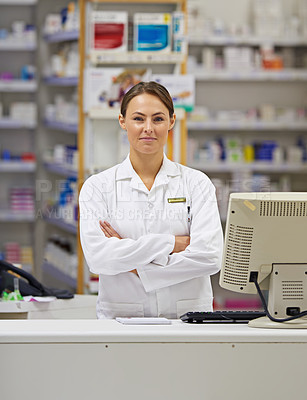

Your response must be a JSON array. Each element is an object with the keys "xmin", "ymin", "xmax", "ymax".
[
  {"xmin": 119, "ymin": 114, "xmax": 126, "ymax": 130},
  {"xmin": 168, "ymin": 114, "xmax": 176, "ymax": 131}
]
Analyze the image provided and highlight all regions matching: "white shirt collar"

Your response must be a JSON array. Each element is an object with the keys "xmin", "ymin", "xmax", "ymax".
[{"xmin": 116, "ymin": 153, "xmax": 181, "ymax": 182}]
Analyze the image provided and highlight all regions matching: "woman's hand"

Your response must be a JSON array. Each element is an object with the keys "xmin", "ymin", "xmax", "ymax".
[
  {"xmin": 99, "ymin": 221, "xmax": 122, "ymax": 239},
  {"xmin": 99, "ymin": 220, "xmax": 138, "ymax": 276},
  {"xmin": 172, "ymin": 236, "xmax": 190, "ymax": 254}
]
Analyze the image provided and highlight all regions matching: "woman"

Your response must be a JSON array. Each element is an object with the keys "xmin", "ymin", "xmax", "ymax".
[{"xmin": 79, "ymin": 81, "xmax": 223, "ymax": 319}]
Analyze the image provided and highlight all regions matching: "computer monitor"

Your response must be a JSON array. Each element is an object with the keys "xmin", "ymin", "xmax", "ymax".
[{"xmin": 219, "ymin": 192, "xmax": 307, "ymax": 328}]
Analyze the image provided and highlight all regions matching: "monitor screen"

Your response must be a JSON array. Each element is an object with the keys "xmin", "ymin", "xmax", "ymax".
[{"xmin": 219, "ymin": 192, "xmax": 307, "ymax": 328}]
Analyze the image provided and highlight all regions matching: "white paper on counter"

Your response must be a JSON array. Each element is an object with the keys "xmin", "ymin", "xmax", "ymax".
[
  {"xmin": 23, "ymin": 296, "xmax": 57, "ymax": 302},
  {"xmin": 116, "ymin": 317, "xmax": 171, "ymax": 325}
]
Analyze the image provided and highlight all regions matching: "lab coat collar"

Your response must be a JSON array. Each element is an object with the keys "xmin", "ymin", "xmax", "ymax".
[
  {"xmin": 160, "ymin": 154, "xmax": 181, "ymax": 178},
  {"xmin": 116, "ymin": 155, "xmax": 135, "ymax": 181},
  {"xmin": 116, "ymin": 154, "xmax": 181, "ymax": 191}
]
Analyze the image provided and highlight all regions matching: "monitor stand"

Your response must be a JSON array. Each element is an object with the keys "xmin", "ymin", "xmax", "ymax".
[{"xmin": 248, "ymin": 316, "xmax": 307, "ymax": 329}]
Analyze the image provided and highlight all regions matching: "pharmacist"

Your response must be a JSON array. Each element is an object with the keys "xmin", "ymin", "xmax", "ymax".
[{"xmin": 79, "ymin": 81, "xmax": 223, "ymax": 319}]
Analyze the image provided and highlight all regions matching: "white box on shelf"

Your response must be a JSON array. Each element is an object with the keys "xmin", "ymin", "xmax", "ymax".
[
  {"xmin": 10, "ymin": 102, "xmax": 37, "ymax": 124},
  {"xmin": 90, "ymin": 11, "xmax": 128, "ymax": 52},
  {"xmin": 44, "ymin": 14, "xmax": 62, "ymax": 35},
  {"xmin": 151, "ymin": 74, "xmax": 195, "ymax": 112}
]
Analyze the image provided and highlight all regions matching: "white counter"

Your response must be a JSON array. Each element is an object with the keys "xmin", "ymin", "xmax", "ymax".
[
  {"xmin": 0, "ymin": 318, "xmax": 307, "ymax": 343},
  {"xmin": 1, "ymin": 319, "xmax": 307, "ymax": 400}
]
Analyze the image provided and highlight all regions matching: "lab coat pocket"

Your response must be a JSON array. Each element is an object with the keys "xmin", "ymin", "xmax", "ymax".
[
  {"xmin": 101, "ymin": 301, "xmax": 144, "ymax": 319},
  {"xmin": 176, "ymin": 298, "xmax": 213, "ymax": 318},
  {"xmin": 168, "ymin": 202, "xmax": 190, "ymax": 236}
]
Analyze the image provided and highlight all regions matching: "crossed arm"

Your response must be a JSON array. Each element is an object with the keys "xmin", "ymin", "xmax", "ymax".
[{"xmin": 99, "ymin": 220, "xmax": 190, "ymax": 276}]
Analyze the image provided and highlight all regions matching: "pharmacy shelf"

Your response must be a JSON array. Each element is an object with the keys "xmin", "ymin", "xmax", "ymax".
[
  {"xmin": 192, "ymin": 69, "xmax": 307, "ymax": 82},
  {"xmin": 43, "ymin": 161, "xmax": 78, "ymax": 178},
  {"xmin": 42, "ymin": 261, "xmax": 77, "ymax": 289},
  {"xmin": 44, "ymin": 76, "xmax": 78, "ymax": 86},
  {"xmin": 0, "ymin": 161, "xmax": 36, "ymax": 172},
  {"xmin": 0, "ymin": 80, "xmax": 37, "ymax": 92},
  {"xmin": 90, "ymin": 51, "xmax": 186, "ymax": 65},
  {"xmin": 43, "ymin": 30, "xmax": 79, "ymax": 43},
  {"xmin": 0, "ymin": 210, "xmax": 35, "ymax": 222},
  {"xmin": 0, "ymin": 0, "xmax": 37, "ymax": 4},
  {"xmin": 187, "ymin": 120, "xmax": 307, "ymax": 131},
  {"xmin": 188, "ymin": 162, "xmax": 307, "ymax": 174},
  {"xmin": 88, "ymin": 107, "xmax": 186, "ymax": 120},
  {"xmin": 0, "ymin": 40, "xmax": 36, "ymax": 51},
  {"xmin": 44, "ymin": 119, "xmax": 78, "ymax": 134},
  {"xmin": 0, "ymin": 118, "xmax": 36, "ymax": 129},
  {"xmin": 188, "ymin": 35, "xmax": 307, "ymax": 47},
  {"xmin": 43, "ymin": 215, "xmax": 77, "ymax": 235}
]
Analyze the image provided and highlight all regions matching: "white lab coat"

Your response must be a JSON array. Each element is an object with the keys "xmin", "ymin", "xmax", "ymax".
[{"xmin": 79, "ymin": 154, "xmax": 223, "ymax": 319}]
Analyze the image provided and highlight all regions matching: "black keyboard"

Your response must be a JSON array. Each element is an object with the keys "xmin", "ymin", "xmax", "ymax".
[{"xmin": 180, "ymin": 310, "xmax": 266, "ymax": 324}]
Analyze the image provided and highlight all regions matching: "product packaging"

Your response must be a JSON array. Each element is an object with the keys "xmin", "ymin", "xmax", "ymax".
[
  {"xmin": 151, "ymin": 74, "xmax": 195, "ymax": 112},
  {"xmin": 90, "ymin": 11, "xmax": 128, "ymax": 52},
  {"xmin": 224, "ymin": 47, "xmax": 254, "ymax": 71},
  {"xmin": 172, "ymin": 12, "xmax": 187, "ymax": 54},
  {"xmin": 134, "ymin": 13, "xmax": 172, "ymax": 53},
  {"xmin": 10, "ymin": 187, "xmax": 35, "ymax": 215},
  {"xmin": 44, "ymin": 14, "xmax": 62, "ymax": 35},
  {"xmin": 85, "ymin": 67, "xmax": 150, "ymax": 111},
  {"xmin": 10, "ymin": 102, "xmax": 37, "ymax": 124}
]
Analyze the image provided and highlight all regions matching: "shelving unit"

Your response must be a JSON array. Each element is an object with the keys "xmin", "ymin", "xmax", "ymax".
[
  {"xmin": 188, "ymin": 35, "xmax": 307, "ymax": 47},
  {"xmin": 0, "ymin": 41, "xmax": 37, "ymax": 51},
  {"xmin": 187, "ymin": 120, "xmax": 307, "ymax": 131},
  {"xmin": 0, "ymin": 0, "xmax": 37, "ymax": 4},
  {"xmin": 188, "ymin": 161, "xmax": 307, "ymax": 174},
  {"xmin": 193, "ymin": 69, "xmax": 307, "ymax": 81},
  {"xmin": 43, "ymin": 160, "xmax": 78, "ymax": 178},
  {"xmin": 44, "ymin": 76, "xmax": 79, "ymax": 86},
  {"xmin": 43, "ymin": 215, "xmax": 77, "ymax": 235},
  {"xmin": 187, "ymin": 1, "xmax": 307, "ymax": 188},
  {"xmin": 35, "ymin": 0, "xmax": 80, "ymax": 289},
  {"xmin": 0, "ymin": 118, "xmax": 37, "ymax": 129},
  {"xmin": 0, "ymin": 0, "xmax": 37, "ymax": 272},
  {"xmin": 0, "ymin": 80, "xmax": 37, "ymax": 92},
  {"xmin": 44, "ymin": 119, "xmax": 78, "ymax": 134},
  {"xmin": 43, "ymin": 29, "xmax": 79, "ymax": 43},
  {"xmin": 90, "ymin": 51, "xmax": 186, "ymax": 64},
  {"xmin": 0, "ymin": 161, "xmax": 36, "ymax": 172},
  {"xmin": 0, "ymin": 210, "xmax": 35, "ymax": 223}
]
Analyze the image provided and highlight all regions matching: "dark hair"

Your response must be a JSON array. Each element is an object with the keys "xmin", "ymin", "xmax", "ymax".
[{"xmin": 120, "ymin": 81, "xmax": 174, "ymax": 118}]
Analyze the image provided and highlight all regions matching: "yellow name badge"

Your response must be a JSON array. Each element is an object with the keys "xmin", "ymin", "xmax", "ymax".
[{"xmin": 167, "ymin": 197, "xmax": 186, "ymax": 204}]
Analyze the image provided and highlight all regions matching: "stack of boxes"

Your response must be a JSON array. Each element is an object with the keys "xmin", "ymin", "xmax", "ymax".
[
  {"xmin": 10, "ymin": 187, "xmax": 35, "ymax": 216},
  {"xmin": 2, "ymin": 243, "xmax": 33, "ymax": 271},
  {"xmin": 10, "ymin": 103, "xmax": 37, "ymax": 126},
  {"xmin": 253, "ymin": 0, "xmax": 284, "ymax": 38},
  {"xmin": 223, "ymin": 47, "xmax": 254, "ymax": 71}
]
